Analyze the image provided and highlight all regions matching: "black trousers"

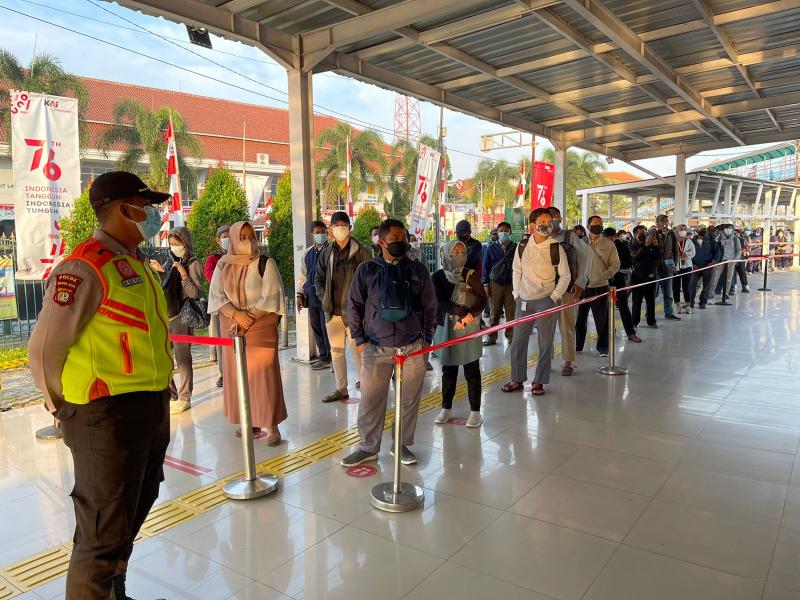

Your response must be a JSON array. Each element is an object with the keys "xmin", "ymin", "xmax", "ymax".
[
  {"xmin": 690, "ymin": 268, "xmax": 714, "ymax": 306},
  {"xmin": 576, "ymin": 286, "xmax": 609, "ymax": 353},
  {"xmin": 615, "ymin": 289, "xmax": 636, "ymax": 336},
  {"xmin": 632, "ymin": 276, "xmax": 657, "ymax": 327},
  {"xmin": 441, "ymin": 359, "xmax": 481, "ymax": 411},
  {"xmin": 60, "ymin": 390, "xmax": 170, "ymax": 600},
  {"xmin": 672, "ymin": 267, "xmax": 693, "ymax": 303},
  {"xmin": 308, "ymin": 296, "xmax": 331, "ymax": 363}
]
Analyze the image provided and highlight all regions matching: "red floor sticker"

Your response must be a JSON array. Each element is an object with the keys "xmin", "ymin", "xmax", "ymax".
[
  {"xmin": 447, "ymin": 417, "xmax": 467, "ymax": 425},
  {"xmin": 346, "ymin": 465, "xmax": 378, "ymax": 478},
  {"xmin": 163, "ymin": 455, "xmax": 212, "ymax": 476}
]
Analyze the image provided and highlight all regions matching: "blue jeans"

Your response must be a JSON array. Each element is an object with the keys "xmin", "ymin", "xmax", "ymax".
[{"xmin": 660, "ymin": 277, "xmax": 674, "ymax": 316}]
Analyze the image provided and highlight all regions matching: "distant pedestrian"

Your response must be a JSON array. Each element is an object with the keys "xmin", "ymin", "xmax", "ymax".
[{"xmin": 296, "ymin": 220, "xmax": 332, "ymax": 371}]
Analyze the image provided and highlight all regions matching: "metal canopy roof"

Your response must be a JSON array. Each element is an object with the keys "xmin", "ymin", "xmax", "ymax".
[
  {"xmin": 705, "ymin": 141, "xmax": 796, "ymax": 172},
  {"xmin": 111, "ymin": 0, "xmax": 800, "ymax": 161}
]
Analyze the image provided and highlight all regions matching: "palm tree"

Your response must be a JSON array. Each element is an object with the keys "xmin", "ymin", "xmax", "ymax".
[
  {"xmin": 315, "ymin": 123, "xmax": 388, "ymax": 211},
  {"xmin": 0, "ymin": 50, "xmax": 89, "ymax": 148},
  {"xmin": 98, "ymin": 99, "xmax": 202, "ymax": 200},
  {"xmin": 541, "ymin": 148, "xmax": 606, "ymax": 225},
  {"xmin": 469, "ymin": 158, "xmax": 518, "ymax": 217}
]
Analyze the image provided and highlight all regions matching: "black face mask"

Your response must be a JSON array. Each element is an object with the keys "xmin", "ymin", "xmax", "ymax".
[
  {"xmin": 589, "ymin": 224, "xmax": 603, "ymax": 236},
  {"xmin": 637, "ymin": 234, "xmax": 646, "ymax": 242},
  {"xmin": 459, "ymin": 232, "xmax": 471, "ymax": 242},
  {"xmin": 387, "ymin": 240, "xmax": 409, "ymax": 258}
]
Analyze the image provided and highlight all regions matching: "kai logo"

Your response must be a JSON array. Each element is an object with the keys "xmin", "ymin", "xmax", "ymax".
[{"xmin": 44, "ymin": 99, "xmax": 59, "ymax": 108}]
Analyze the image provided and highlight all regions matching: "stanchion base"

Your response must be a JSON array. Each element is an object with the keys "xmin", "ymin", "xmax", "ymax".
[
  {"xmin": 35, "ymin": 425, "xmax": 62, "ymax": 440},
  {"xmin": 370, "ymin": 482, "xmax": 424, "ymax": 513},
  {"xmin": 757, "ymin": 288, "xmax": 772, "ymax": 292},
  {"xmin": 714, "ymin": 300, "xmax": 732, "ymax": 306},
  {"xmin": 223, "ymin": 474, "xmax": 278, "ymax": 500},
  {"xmin": 597, "ymin": 366, "xmax": 628, "ymax": 376}
]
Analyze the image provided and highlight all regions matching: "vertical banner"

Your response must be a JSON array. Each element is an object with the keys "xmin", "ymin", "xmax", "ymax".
[
  {"xmin": 11, "ymin": 91, "xmax": 79, "ymax": 280},
  {"xmin": 532, "ymin": 161, "xmax": 556, "ymax": 209},
  {"xmin": 235, "ymin": 174, "xmax": 270, "ymax": 219},
  {"xmin": 409, "ymin": 144, "xmax": 441, "ymax": 239},
  {"xmin": 0, "ymin": 255, "xmax": 18, "ymax": 320}
]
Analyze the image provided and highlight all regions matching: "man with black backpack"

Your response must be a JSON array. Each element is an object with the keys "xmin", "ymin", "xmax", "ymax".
[
  {"xmin": 482, "ymin": 221, "xmax": 516, "ymax": 346},
  {"xmin": 548, "ymin": 207, "xmax": 586, "ymax": 376},
  {"xmin": 340, "ymin": 219, "xmax": 438, "ymax": 467},
  {"xmin": 501, "ymin": 208, "xmax": 570, "ymax": 396}
]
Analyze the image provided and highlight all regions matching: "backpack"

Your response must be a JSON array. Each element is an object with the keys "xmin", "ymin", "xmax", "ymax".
[
  {"xmin": 377, "ymin": 261, "xmax": 412, "ymax": 322},
  {"xmin": 518, "ymin": 232, "xmax": 577, "ymax": 288},
  {"xmin": 489, "ymin": 242, "xmax": 516, "ymax": 283}
]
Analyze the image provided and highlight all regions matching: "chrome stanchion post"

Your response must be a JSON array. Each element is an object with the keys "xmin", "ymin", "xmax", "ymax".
[
  {"xmin": 758, "ymin": 256, "xmax": 771, "ymax": 292},
  {"xmin": 223, "ymin": 334, "xmax": 278, "ymax": 500},
  {"xmin": 36, "ymin": 417, "xmax": 62, "ymax": 440},
  {"xmin": 598, "ymin": 287, "xmax": 628, "ymax": 376},
  {"xmin": 279, "ymin": 313, "xmax": 289, "ymax": 349},
  {"xmin": 370, "ymin": 348, "xmax": 424, "ymax": 513}
]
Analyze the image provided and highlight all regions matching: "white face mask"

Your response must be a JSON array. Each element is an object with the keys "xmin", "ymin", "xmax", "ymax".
[
  {"xmin": 170, "ymin": 245, "xmax": 187, "ymax": 258},
  {"xmin": 220, "ymin": 238, "xmax": 230, "ymax": 251},
  {"xmin": 371, "ymin": 234, "xmax": 380, "ymax": 245},
  {"xmin": 332, "ymin": 225, "xmax": 350, "ymax": 242},
  {"xmin": 678, "ymin": 230, "xmax": 687, "ymax": 238}
]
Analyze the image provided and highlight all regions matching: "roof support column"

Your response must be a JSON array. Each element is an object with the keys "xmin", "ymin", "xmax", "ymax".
[
  {"xmin": 581, "ymin": 192, "xmax": 589, "ymax": 227},
  {"xmin": 673, "ymin": 153, "xmax": 688, "ymax": 225},
  {"xmin": 288, "ymin": 68, "xmax": 316, "ymax": 362},
  {"xmin": 724, "ymin": 183, "xmax": 733, "ymax": 219},
  {"xmin": 794, "ymin": 189, "xmax": 800, "ymax": 268},
  {"xmin": 553, "ymin": 145, "xmax": 567, "ymax": 217}
]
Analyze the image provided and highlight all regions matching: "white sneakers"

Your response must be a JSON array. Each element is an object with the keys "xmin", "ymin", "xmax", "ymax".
[
  {"xmin": 434, "ymin": 409, "xmax": 451, "ymax": 424},
  {"xmin": 170, "ymin": 399, "xmax": 191, "ymax": 414},
  {"xmin": 434, "ymin": 408, "xmax": 483, "ymax": 428}
]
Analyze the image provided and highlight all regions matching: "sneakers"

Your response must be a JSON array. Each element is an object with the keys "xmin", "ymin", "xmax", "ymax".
[
  {"xmin": 434, "ymin": 408, "xmax": 452, "ymax": 424},
  {"xmin": 466, "ymin": 411, "xmax": 483, "ymax": 428},
  {"xmin": 169, "ymin": 399, "xmax": 190, "ymax": 414},
  {"xmin": 311, "ymin": 359, "xmax": 331, "ymax": 370},
  {"xmin": 665, "ymin": 314, "xmax": 681, "ymax": 320},
  {"xmin": 389, "ymin": 445, "xmax": 418, "ymax": 465},
  {"xmin": 599, "ymin": 350, "xmax": 609, "ymax": 357},
  {"xmin": 323, "ymin": 389, "xmax": 349, "ymax": 403},
  {"xmin": 340, "ymin": 449, "xmax": 378, "ymax": 467},
  {"xmin": 742, "ymin": 286, "xmax": 751, "ymax": 293}
]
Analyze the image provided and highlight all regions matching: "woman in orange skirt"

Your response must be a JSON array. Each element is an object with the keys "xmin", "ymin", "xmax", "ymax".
[{"xmin": 208, "ymin": 221, "xmax": 287, "ymax": 445}]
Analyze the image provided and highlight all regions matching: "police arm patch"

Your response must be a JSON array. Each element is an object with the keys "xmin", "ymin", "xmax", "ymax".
[{"xmin": 53, "ymin": 274, "xmax": 82, "ymax": 306}]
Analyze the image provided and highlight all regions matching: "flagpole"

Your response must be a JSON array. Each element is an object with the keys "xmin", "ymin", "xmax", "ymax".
[{"xmin": 242, "ymin": 121, "xmax": 247, "ymax": 187}]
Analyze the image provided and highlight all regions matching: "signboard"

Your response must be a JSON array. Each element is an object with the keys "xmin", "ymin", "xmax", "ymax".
[
  {"xmin": 505, "ymin": 207, "xmax": 528, "ymax": 243},
  {"xmin": 532, "ymin": 161, "xmax": 555, "ymax": 209},
  {"xmin": 455, "ymin": 179, "xmax": 464, "ymax": 191},
  {"xmin": 0, "ymin": 168, "xmax": 13, "ymax": 208},
  {"xmin": 409, "ymin": 144, "xmax": 441, "ymax": 239},
  {"xmin": 0, "ymin": 256, "xmax": 17, "ymax": 320},
  {"xmin": 10, "ymin": 90, "xmax": 79, "ymax": 280}
]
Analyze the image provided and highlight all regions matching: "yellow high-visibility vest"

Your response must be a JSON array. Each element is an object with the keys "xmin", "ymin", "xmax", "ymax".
[{"xmin": 61, "ymin": 238, "xmax": 173, "ymax": 404}]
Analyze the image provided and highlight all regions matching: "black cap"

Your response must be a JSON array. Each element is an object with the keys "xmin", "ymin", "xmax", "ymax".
[
  {"xmin": 89, "ymin": 171, "xmax": 171, "ymax": 210},
  {"xmin": 330, "ymin": 211, "xmax": 351, "ymax": 226}
]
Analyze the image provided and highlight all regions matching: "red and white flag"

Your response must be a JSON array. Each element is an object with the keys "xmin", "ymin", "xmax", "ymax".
[
  {"xmin": 165, "ymin": 116, "xmax": 183, "ymax": 225},
  {"xmin": 439, "ymin": 154, "xmax": 448, "ymax": 237},
  {"xmin": 515, "ymin": 161, "xmax": 526, "ymax": 208}
]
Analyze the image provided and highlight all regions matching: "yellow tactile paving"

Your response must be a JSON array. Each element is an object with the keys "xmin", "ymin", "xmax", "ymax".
[
  {"xmin": 0, "ymin": 574, "xmax": 21, "ymax": 599},
  {"xmin": 0, "ymin": 546, "xmax": 71, "ymax": 592}
]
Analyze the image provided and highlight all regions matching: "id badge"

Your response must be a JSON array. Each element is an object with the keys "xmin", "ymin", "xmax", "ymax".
[{"xmin": 521, "ymin": 301, "xmax": 528, "ymax": 312}]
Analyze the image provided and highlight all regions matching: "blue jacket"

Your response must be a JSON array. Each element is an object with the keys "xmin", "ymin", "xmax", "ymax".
[
  {"xmin": 692, "ymin": 237, "xmax": 721, "ymax": 267},
  {"xmin": 347, "ymin": 256, "xmax": 438, "ymax": 348},
  {"xmin": 303, "ymin": 244, "xmax": 324, "ymax": 299},
  {"xmin": 481, "ymin": 240, "xmax": 516, "ymax": 285}
]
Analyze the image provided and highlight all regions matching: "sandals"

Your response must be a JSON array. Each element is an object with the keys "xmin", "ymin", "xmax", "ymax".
[
  {"xmin": 236, "ymin": 427, "xmax": 262, "ymax": 438},
  {"xmin": 531, "ymin": 384, "xmax": 545, "ymax": 396},
  {"xmin": 501, "ymin": 382, "xmax": 524, "ymax": 393},
  {"xmin": 561, "ymin": 364, "xmax": 575, "ymax": 377}
]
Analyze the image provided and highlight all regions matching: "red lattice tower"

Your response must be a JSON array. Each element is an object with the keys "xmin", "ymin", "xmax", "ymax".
[{"xmin": 393, "ymin": 94, "xmax": 421, "ymax": 142}]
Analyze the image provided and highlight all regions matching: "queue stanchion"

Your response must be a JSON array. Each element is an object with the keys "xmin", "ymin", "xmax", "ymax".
[
  {"xmin": 598, "ymin": 287, "xmax": 628, "ymax": 377},
  {"xmin": 715, "ymin": 262, "xmax": 732, "ymax": 306},
  {"xmin": 370, "ymin": 348, "xmax": 424, "ymax": 513},
  {"xmin": 758, "ymin": 256, "xmax": 772, "ymax": 292},
  {"xmin": 223, "ymin": 333, "xmax": 278, "ymax": 500},
  {"xmin": 36, "ymin": 417, "xmax": 62, "ymax": 440},
  {"xmin": 279, "ymin": 313, "xmax": 289, "ymax": 349}
]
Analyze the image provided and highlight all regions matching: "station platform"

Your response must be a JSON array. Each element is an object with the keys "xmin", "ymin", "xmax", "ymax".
[{"xmin": 1, "ymin": 272, "xmax": 799, "ymax": 600}]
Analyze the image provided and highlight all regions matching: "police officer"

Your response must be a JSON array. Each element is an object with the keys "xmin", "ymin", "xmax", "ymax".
[{"xmin": 29, "ymin": 171, "xmax": 173, "ymax": 600}]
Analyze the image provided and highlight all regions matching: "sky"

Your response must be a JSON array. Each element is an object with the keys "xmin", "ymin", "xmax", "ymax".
[{"xmin": 0, "ymin": 0, "xmax": 775, "ymax": 181}]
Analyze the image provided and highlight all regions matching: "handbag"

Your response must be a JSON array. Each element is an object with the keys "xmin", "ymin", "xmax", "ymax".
[{"xmin": 179, "ymin": 297, "xmax": 210, "ymax": 329}]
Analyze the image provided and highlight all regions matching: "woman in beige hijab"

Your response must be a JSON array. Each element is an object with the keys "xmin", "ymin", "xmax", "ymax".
[{"xmin": 208, "ymin": 222, "xmax": 287, "ymax": 445}]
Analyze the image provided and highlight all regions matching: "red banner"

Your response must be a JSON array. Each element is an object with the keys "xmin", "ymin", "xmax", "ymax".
[{"xmin": 532, "ymin": 161, "xmax": 555, "ymax": 209}]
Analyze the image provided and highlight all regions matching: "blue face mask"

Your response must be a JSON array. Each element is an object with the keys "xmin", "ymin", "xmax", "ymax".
[
  {"xmin": 127, "ymin": 204, "xmax": 162, "ymax": 241},
  {"xmin": 313, "ymin": 233, "xmax": 327, "ymax": 245},
  {"xmin": 498, "ymin": 231, "xmax": 511, "ymax": 242},
  {"xmin": 220, "ymin": 238, "xmax": 230, "ymax": 251}
]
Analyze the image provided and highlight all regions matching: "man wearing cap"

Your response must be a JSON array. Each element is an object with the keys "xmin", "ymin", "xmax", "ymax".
[
  {"xmin": 205, "ymin": 225, "xmax": 230, "ymax": 387},
  {"xmin": 29, "ymin": 171, "xmax": 173, "ymax": 600}
]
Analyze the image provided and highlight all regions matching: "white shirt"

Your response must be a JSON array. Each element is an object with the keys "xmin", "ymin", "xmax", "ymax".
[
  {"xmin": 208, "ymin": 257, "xmax": 286, "ymax": 315},
  {"xmin": 512, "ymin": 236, "xmax": 571, "ymax": 302}
]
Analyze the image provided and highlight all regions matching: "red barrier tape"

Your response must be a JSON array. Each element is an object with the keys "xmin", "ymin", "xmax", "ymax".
[{"xmin": 171, "ymin": 334, "xmax": 233, "ymax": 347}]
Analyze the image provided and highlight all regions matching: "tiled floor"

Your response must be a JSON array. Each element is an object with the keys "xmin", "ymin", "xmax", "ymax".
[{"xmin": 2, "ymin": 272, "xmax": 800, "ymax": 599}]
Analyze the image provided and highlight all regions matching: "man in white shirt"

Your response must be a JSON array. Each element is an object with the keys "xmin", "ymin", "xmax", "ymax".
[{"xmin": 501, "ymin": 208, "xmax": 570, "ymax": 396}]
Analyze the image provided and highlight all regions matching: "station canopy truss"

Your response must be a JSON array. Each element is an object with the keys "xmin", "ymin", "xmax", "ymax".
[{"xmin": 108, "ymin": 0, "xmax": 800, "ymax": 162}]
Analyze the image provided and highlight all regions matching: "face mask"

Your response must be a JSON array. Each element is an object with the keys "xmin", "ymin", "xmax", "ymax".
[
  {"xmin": 744, "ymin": 229, "xmax": 752, "ymax": 235},
  {"xmin": 411, "ymin": 241, "xmax": 421, "ymax": 249},
  {"xmin": 450, "ymin": 254, "xmax": 467, "ymax": 270},
  {"xmin": 371, "ymin": 234, "xmax": 380, "ymax": 245},
  {"xmin": 386, "ymin": 240, "xmax": 409, "ymax": 258},
  {"xmin": 332, "ymin": 225, "xmax": 350, "ymax": 242},
  {"xmin": 537, "ymin": 224, "xmax": 553, "ymax": 236},
  {"xmin": 498, "ymin": 231, "xmax": 511, "ymax": 242},
  {"xmin": 458, "ymin": 231, "xmax": 471, "ymax": 242},
  {"xmin": 551, "ymin": 218, "xmax": 562, "ymax": 230},
  {"xmin": 724, "ymin": 228, "xmax": 733, "ymax": 236},
  {"xmin": 127, "ymin": 204, "xmax": 162, "ymax": 241},
  {"xmin": 220, "ymin": 238, "xmax": 230, "ymax": 251},
  {"xmin": 678, "ymin": 230, "xmax": 687, "ymax": 238},
  {"xmin": 170, "ymin": 245, "xmax": 186, "ymax": 258},
  {"xmin": 589, "ymin": 224, "xmax": 603, "ymax": 236},
  {"xmin": 313, "ymin": 233, "xmax": 327, "ymax": 245}
]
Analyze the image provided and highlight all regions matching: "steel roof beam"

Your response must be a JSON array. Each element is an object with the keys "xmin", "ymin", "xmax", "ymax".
[{"xmin": 561, "ymin": 0, "xmax": 745, "ymax": 145}]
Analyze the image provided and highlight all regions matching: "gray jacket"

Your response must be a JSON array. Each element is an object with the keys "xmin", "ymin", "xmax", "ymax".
[{"xmin": 314, "ymin": 238, "xmax": 372, "ymax": 323}]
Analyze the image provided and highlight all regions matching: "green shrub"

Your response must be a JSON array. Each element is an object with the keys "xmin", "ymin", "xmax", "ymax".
[
  {"xmin": 187, "ymin": 168, "xmax": 249, "ymax": 261},
  {"xmin": 61, "ymin": 188, "xmax": 98, "ymax": 253},
  {"xmin": 267, "ymin": 171, "xmax": 294, "ymax": 291},
  {"xmin": 352, "ymin": 206, "xmax": 382, "ymax": 246}
]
